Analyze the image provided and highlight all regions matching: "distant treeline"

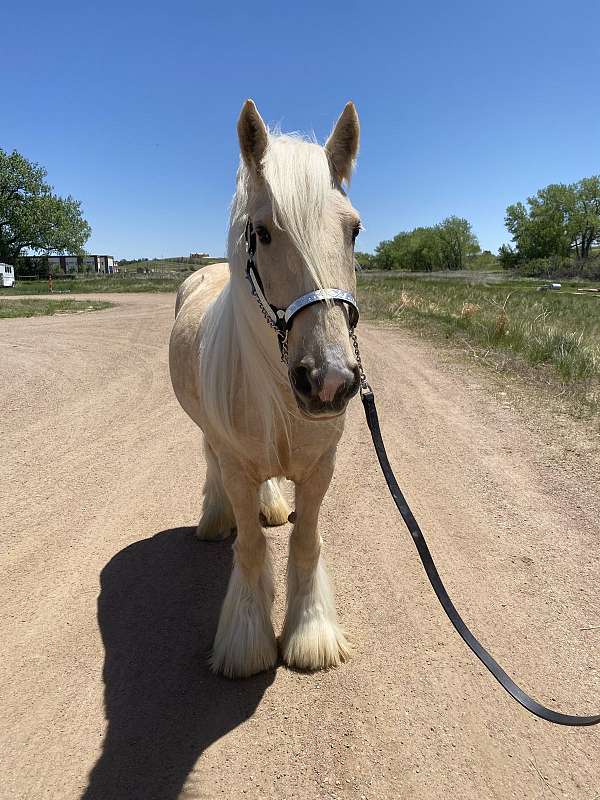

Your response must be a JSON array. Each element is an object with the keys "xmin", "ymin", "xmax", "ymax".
[
  {"xmin": 356, "ymin": 216, "xmax": 480, "ymax": 272},
  {"xmin": 358, "ymin": 174, "xmax": 600, "ymax": 277}
]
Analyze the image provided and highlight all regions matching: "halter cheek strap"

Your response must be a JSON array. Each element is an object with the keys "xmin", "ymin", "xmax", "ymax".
[{"xmin": 244, "ymin": 218, "xmax": 360, "ymax": 362}]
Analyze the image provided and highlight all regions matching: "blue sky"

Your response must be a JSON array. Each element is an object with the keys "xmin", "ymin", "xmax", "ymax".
[{"xmin": 3, "ymin": 1, "xmax": 599, "ymax": 259}]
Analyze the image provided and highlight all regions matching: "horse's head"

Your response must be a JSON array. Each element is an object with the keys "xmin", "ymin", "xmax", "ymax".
[{"xmin": 236, "ymin": 99, "xmax": 362, "ymax": 420}]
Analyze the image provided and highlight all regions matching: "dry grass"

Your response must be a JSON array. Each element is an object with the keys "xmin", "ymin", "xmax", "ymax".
[{"xmin": 358, "ymin": 274, "xmax": 600, "ymax": 414}]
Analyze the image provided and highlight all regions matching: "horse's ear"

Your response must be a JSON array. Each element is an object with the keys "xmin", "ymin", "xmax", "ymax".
[
  {"xmin": 325, "ymin": 102, "xmax": 360, "ymax": 184},
  {"xmin": 237, "ymin": 99, "xmax": 269, "ymax": 173}
]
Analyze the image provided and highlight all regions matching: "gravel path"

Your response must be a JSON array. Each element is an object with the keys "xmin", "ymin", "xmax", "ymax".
[{"xmin": 1, "ymin": 292, "xmax": 598, "ymax": 800}]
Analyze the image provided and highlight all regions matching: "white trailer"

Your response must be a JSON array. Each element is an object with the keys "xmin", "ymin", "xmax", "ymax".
[{"xmin": 0, "ymin": 263, "xmax": 16, "ymax": 287}]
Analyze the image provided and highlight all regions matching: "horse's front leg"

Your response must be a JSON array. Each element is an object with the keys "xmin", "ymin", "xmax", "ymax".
[
  {"xmin": 281, "ymin": 448, "xmax": 350, "ymax": 671},
  {"xmin": 210, "ymin": 457, "xmax": 277, "ymax": 678}
]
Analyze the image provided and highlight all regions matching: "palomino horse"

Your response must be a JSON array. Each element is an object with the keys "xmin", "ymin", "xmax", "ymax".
[{"xmin": 169, "ymin": 99, "xmax": 362, "ymax": 678}]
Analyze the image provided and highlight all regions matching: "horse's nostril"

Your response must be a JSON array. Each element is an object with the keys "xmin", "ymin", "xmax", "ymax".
[
  {"xmin": 291, "ymin": 364, "xmax": 314, "ymax": 397},
  {"xmin": 349, "ymin": 364, "xmax": 361, "ymax": 397}
]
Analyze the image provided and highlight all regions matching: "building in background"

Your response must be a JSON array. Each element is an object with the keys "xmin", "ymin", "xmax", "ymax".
[
  {"xmin": 48, "ymin": 255, "xmax": 115, "ymax": 274},
  {"xmin": 18, "ymin": 254, "xmax": 115, "ymax": 274}
]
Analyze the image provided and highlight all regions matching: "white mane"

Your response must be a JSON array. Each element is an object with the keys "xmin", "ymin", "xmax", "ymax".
[{"xmin": 199, "ymin": 132, "xmax": 339, "ymax": 465}]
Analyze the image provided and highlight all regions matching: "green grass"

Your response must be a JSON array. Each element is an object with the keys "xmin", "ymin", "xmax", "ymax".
[
  {"xmin": 357, "ymin": 273, "xmax": 600, "ymax": 411},
  {"xmin": 120, "ymin": 257, "xmax": 223, "ymax": 271},
  {"xmin": 2, "ymin": 259, "xmax": 226, "ymax": 295},
  {"xmin": 0, "ymin": 298, "xmax": 112, "ymax": 319},
  {"xmin": 0, "ymin": 275, "xmax": 185, "ymax": 294}
]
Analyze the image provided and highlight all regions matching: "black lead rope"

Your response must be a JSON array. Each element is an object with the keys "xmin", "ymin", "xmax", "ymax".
[
  {"xmin": 243, "ymin": 216, "xmax": 598, "ymax": 725},
  {"xmin": 361, "ymin": 387, "xmax": 600, "ymax": 727}
]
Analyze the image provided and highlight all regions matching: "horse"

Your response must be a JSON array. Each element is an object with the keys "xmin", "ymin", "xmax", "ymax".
[{"xmin": 169, "ymin": 99, "xmax": 362, "ymax": 679}]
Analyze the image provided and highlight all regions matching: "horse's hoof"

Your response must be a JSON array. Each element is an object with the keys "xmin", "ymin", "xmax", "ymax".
[
  {"xmin": 210, "ymin": 630, "xmax": 277, "ymax": 678},
  {"xmin": 195, "ymin": 521, "xmax": 235, "ymax": 541},
  {"xmin": 259, "ymin": 500, "xmax": 290, "ymax": 527},
  {"xmin": 281, "ymin": 619, "xmax": 351, "ymax": 672}
]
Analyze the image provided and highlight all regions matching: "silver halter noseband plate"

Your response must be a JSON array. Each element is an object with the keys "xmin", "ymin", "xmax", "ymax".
[{"xmin": 244, "ymin": 218, "xmax": 360, "ymax": 363}]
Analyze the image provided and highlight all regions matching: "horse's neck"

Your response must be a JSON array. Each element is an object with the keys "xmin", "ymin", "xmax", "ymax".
[
  {"xmin": 206, "ymin": 272, "xmax": 295, "ymax": 463},
  {"xmin": 226, "ymin": 271, "xmax": 292, "ymax": 404}
]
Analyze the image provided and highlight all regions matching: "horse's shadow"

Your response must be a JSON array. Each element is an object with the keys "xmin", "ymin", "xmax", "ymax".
[{"xmin": 81, "ymin": 527, "xmax": 275, "ymax": 800}]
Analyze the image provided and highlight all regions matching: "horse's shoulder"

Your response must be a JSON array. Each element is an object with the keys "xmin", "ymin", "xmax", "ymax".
[{"xmin": 175, "ymin": 263, "xmax": 229, "ymax": 317}]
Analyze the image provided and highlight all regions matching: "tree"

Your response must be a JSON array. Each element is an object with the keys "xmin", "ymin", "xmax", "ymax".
[
  {"xmin": 373, "ymin": 238, "xmax": 398, "ymax": 270},
  {"xmin": 506, "ymin": 188, "xmax": 572, "ymax": 259},
  {"xmin": 505, "ymin": 176, "xmax": 600, "ymax": 261},
  {"xmin": 497, "ymin": 243, "xmax": 521, "ymax": 269},
  {"xmin": 435, "ymin": 216, "xmax": 480, "ymax": 270},
  {"xmin": 0, "ymin": 149, "xmax": 91, "ymax": 263},
  {"xmin": 368, "ymin": 218, "xmax": 480, "ymax": 272},
  {"xmin": 468, "ymin": 249, "xmax": 498, "ymax": 270},
  {"xmin": 354, "ymin": 250, "xmax": 376, "ymax": 269},
  {"xmin": 372, "ymin": 228, "xmax": 436, "ymax": 271},
  {"xmin": 570, "ymin": 176, "xmax": 600, "ymax": 259}
]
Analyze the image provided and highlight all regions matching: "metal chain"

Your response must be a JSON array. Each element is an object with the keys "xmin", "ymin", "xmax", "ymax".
[
  {"xmin": 247, "ymin": 278, "xmax": 289, "ymax": 364},
  {"xmin": 349, "ymin": 327, "xmax": 371, "ymax": 394},
  {"xmin": 280, "ymin": 335, "xmax": 289, "ymax": 365},
  {"xmin": 251, "ymin": 284, "xmax": 279, "ymax": 333}
]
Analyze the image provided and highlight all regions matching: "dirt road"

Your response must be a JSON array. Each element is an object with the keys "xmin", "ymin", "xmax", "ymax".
[{"xmin": 1, "ymin": 292, "xmax": 598, "ymax": 800}]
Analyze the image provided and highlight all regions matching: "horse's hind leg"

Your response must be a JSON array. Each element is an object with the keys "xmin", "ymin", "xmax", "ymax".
[
  {"xmin": 210, "ymin": 456, "xmax": 277, "ymax": 678},
  {"xmin": 259, "ymin": 478, "xmax": 290, "ymax": 527},
  {"xmin": 281, "ymin": 448, "xmax": 350, "ymax": 671},
  {"xmin": 196, "ymin": 440, "xmax": 236, "ymax": 540}
]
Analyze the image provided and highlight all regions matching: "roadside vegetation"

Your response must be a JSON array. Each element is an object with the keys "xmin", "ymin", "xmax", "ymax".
[
  {"xmin": 117, "ymin": 256, "xmax": 223, "ymax": 271},
  {"xmin": 357, "ymin": 273, "xmax": 600, "ymax": 413},
  {"xmin": 0, "ymin": 298, "xmax": 112, "ymax": 318},
  {"xmin": 0, "ymin": 275, "xmax": 185, "ymax": 294}
]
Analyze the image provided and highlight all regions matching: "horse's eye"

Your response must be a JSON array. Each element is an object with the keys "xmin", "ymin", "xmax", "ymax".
[
  {"xmin": 352, "ymin": 223, "xmax": 361, "ymax": 243},
  {"xmin": 256, "ymin": 226, "xmax": 271, "ymax": 245}
]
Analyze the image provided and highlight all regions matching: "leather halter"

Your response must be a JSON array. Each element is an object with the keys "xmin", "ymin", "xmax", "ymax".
[{"xmin": 244, "ymin": 218, "xmax": 359, "ymax": 360}]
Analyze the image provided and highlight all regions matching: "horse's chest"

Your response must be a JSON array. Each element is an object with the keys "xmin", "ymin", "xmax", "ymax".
[{"xmin": 247, "ymin": 418, "xmax": 344, "ymax": 482}]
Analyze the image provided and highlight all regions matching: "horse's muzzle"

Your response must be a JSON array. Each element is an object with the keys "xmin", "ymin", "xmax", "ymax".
[{"xmin": 289, "ymin": 357, "xmax": 360, "ymax": 418}]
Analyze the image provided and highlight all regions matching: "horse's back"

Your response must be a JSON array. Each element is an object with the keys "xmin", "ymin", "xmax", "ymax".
[
  {"xmin": 175, "ymin": 262, "xmax": 229, "ymax": 318},
  {"xmin": 170, "ymin": 263, "xmax": 229, "ymax": 423}
]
